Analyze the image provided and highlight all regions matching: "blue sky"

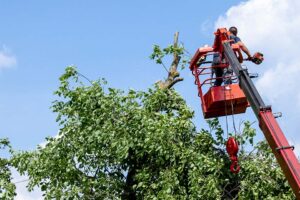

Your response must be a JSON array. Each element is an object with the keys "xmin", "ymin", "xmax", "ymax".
[
  {"xmin": 0, "ymin": 0, "xmax": 242, "ymax": 151},
  {"xmin": 3, "ymin": 0, "xmax": 300, "ymax": 199}
]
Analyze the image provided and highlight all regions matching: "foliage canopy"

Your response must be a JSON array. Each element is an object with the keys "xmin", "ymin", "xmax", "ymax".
[
  {"xmin": 0, "ymin": 139, "xmax": 15, "ymax": 200},
  {"xmin": 11, "ymin": 66, "xmax": 294, "ymax": 199}
]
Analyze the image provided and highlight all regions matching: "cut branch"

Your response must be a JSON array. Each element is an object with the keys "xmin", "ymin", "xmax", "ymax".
[{"xmin": 157, "ymin": 32, "xmax": 184, "ymax": 89}]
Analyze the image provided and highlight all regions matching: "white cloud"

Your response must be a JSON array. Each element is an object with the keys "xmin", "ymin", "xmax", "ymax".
[
  {"xmin": 12, "ymin": 169, "xmax": 43, "ymax": 200},
  {"xmin": 0, "ymin": 46, "xmax": 16, "ymax": 69},
  {"xmin": 201, "ymin": 19, "xmax": 214, "ymax": 37},
  {"xmin": 215, "ymin": 0, "xmax": 300, "ymax": 156},
  {"xmin": 13, "ymin": 132, "xmax": 61, "ymax": 198},
  {"xmin": 38, "ymin": 131, "xmax": 61, "ymax": 149}
]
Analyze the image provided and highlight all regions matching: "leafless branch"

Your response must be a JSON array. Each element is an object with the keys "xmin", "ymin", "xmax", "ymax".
[{"xmin": 157, "ymin": 32, "xmax": 184, "ymax": 89}]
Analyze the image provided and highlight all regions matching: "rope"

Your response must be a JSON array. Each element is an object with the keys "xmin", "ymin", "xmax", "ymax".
[
  {"xmin": 161, "ymin": 62, "xmax": 169, "ymax": 73},
  {"xmin": 224, "ymin": 83, "xmax": 229, "ymax": 139},
  {"xmin": 77, "ymin": 72, "xmax": 93, "ymax": 85},
  {"xmin": 229, "ymin": 87, "xmax": 238, "ymax": 136},
  {"xmin": 13, "ymin": 179, "xmax": 29, "ymax": 184}
]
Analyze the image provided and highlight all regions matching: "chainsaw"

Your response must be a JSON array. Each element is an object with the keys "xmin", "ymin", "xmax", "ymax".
[{"xmin": 251, "ymin": 52, "xmax": 264, "ymax": 65}]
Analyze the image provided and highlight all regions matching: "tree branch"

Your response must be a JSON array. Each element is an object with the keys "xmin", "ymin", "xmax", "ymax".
[{"xmin": 157, "ymin": 32, "xmax": 184, "ymax": 89}]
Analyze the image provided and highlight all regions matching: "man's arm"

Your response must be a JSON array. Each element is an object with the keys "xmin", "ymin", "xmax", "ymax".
[{"xmin": 237, "ymin": 41, "xmax": 252, "ymax": 59}]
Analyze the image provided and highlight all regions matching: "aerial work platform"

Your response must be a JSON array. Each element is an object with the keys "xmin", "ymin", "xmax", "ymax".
[
  {"xmin": 203, "ymin": 84, "xmax": 248, "ymax": 118},
  {"xmin": 189, "ymin": 28, "xmax": 300, "ymax": 199}
]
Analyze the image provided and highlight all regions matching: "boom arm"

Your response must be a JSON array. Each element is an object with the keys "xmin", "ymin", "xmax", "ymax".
[{"xmin": 223, "ymin": 42, "xmax": 300, "ymax": 199}]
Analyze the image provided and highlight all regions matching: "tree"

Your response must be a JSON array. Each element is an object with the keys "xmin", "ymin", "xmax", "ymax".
[
  {"xmin": 0, "ymin": 138, "xmax": 16, "ymax": 199},
  {"xmin": 12, "ymin": 34, "xmax": 294, "ymax": 199}
]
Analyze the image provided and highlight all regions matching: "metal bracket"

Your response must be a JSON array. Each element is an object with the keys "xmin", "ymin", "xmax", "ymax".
[
  {"xmin": 237, "ymin": 68, "xmax": 248, "ymax": 84},
  {"xmin": 260, "ymin": 105, "xmax": 272, "ymax": 111},
  {"xmin": 238, "ymin": 68, "xmax": 248, "ymax": 76},
  {"xmin": 249, "ymin": 73, "xmax": 259, "ymax": 79},
  {"xmin": 273, "ymin": 112, "xmax": 282, "ymax": 118},
  {"xmin": 197, "ymin": 61, "xmax": 212, "ymax": 66},
  {"xmin": 276, "ymin": 146, "xmax": 295, "ymax": 151}
]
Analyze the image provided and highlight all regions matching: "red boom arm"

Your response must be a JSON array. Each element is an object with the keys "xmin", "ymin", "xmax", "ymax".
[{"xmin": 190, "ymin": 28, "xmax": 300, "ymax": 199}]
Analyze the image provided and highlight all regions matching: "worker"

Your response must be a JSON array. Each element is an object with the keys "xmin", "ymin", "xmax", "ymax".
[
  {"xmin": 213, "ymin": 26, "xmax": 252, "ymax": 87},
  {"xmin": 228, "ymin": 26, "xmax": 252, "ymax": 60}
]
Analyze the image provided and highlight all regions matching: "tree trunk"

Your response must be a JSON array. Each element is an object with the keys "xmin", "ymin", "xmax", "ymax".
[{"xmin": 122, "ymin": 149, "xmax": 137, "ymax": 200}]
